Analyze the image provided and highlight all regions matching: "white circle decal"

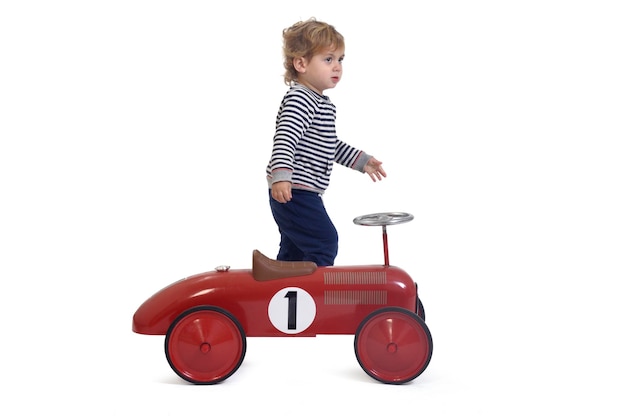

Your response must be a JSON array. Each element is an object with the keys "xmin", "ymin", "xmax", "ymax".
[{"xmin": 268, "ymin": 287, "xmax": 316, "ymax": 334}]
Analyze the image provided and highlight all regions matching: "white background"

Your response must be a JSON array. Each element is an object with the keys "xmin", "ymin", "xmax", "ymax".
[{"xmin": 1, "ymin": 1, "xmax": 625, "ymax": 416}]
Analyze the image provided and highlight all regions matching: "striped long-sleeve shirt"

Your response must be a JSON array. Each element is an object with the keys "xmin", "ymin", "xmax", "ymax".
[{"xmin": 266, "ymin": 83, "xmax": 371, "ymax": 194}]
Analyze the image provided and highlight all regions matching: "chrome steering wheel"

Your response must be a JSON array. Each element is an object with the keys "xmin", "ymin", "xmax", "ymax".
[
  {"xmin": 353, "ymin": 212, "xmax": 414, "ymax": 227},
  {"xmin": 353, "ymin": 212, "xmax": 414, "ymax": 266}
]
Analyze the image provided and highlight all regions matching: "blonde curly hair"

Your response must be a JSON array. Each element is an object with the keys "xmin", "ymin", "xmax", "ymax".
[{"xmin": 282, "ymin": 18, "xmax": 345, "ymax": 85}]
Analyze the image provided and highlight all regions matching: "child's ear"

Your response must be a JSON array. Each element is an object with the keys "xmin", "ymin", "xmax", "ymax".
[{"xmin": 293, "ymin": 57, "xmax": 307, "ymax": 73}]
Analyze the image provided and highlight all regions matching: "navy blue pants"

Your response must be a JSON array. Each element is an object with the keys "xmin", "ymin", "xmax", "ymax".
[{"xmin": 269, "ymin": 189, "xmax": 338, "ymax": 266}]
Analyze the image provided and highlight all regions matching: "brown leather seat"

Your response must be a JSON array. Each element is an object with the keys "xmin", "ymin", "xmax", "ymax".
[{"xmin": 252, "ymin": 249, "xmax": 317, "ymax": 282}]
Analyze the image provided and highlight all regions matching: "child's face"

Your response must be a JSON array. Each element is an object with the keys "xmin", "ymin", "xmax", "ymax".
[{"xmin": 295, "ymin": 46, "xmax": 345, "ymax": 95}]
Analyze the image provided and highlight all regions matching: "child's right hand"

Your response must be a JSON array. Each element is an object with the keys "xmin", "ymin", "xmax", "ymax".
[{"xmin": 271, "ymin": 181, "xmax": 293, "ymax": 203}]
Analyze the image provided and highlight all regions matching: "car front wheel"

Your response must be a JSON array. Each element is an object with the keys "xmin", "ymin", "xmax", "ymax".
[{"xmin": 354, "ymin": 307, "xmax": 433, "ymax": 384}]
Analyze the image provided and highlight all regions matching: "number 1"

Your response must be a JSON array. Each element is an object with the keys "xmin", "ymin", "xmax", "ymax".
[{"xmin": 285, "ymin": 291, "xmax": 297, "ymax": 330}]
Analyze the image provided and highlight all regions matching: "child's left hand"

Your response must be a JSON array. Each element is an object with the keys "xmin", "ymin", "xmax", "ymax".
[{"xmin": 364, "ymin": 157, "xmax": 386, "ymax": 182}]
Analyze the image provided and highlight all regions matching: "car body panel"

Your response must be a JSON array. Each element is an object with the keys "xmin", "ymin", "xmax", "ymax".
[{"xmin": 132, "ymin": 263, "xmax": 418, "ymax": 337}]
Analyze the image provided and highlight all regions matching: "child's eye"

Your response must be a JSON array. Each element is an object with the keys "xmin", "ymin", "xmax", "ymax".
[{"xmin": 325, "ymin": 57, "xmax": 333, "ymax": 63}]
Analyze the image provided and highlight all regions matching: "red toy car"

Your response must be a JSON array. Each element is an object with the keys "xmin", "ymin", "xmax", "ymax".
[{"xmin": 132, "ymin": 212, "xmax": 433, "ymax": 384}]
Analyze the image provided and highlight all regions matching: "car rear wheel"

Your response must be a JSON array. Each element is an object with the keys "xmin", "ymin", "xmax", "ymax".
[
  {"xmin": 354, "ymin": 307, "xmax": 433, "ymax": 384},
  {"xmin": 417, "ymin": 297, "xmax": 426, "ymax": 321},
  {"xmin": 165, "ymin": 306, "xmax": 246, "ymax": 384}
]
